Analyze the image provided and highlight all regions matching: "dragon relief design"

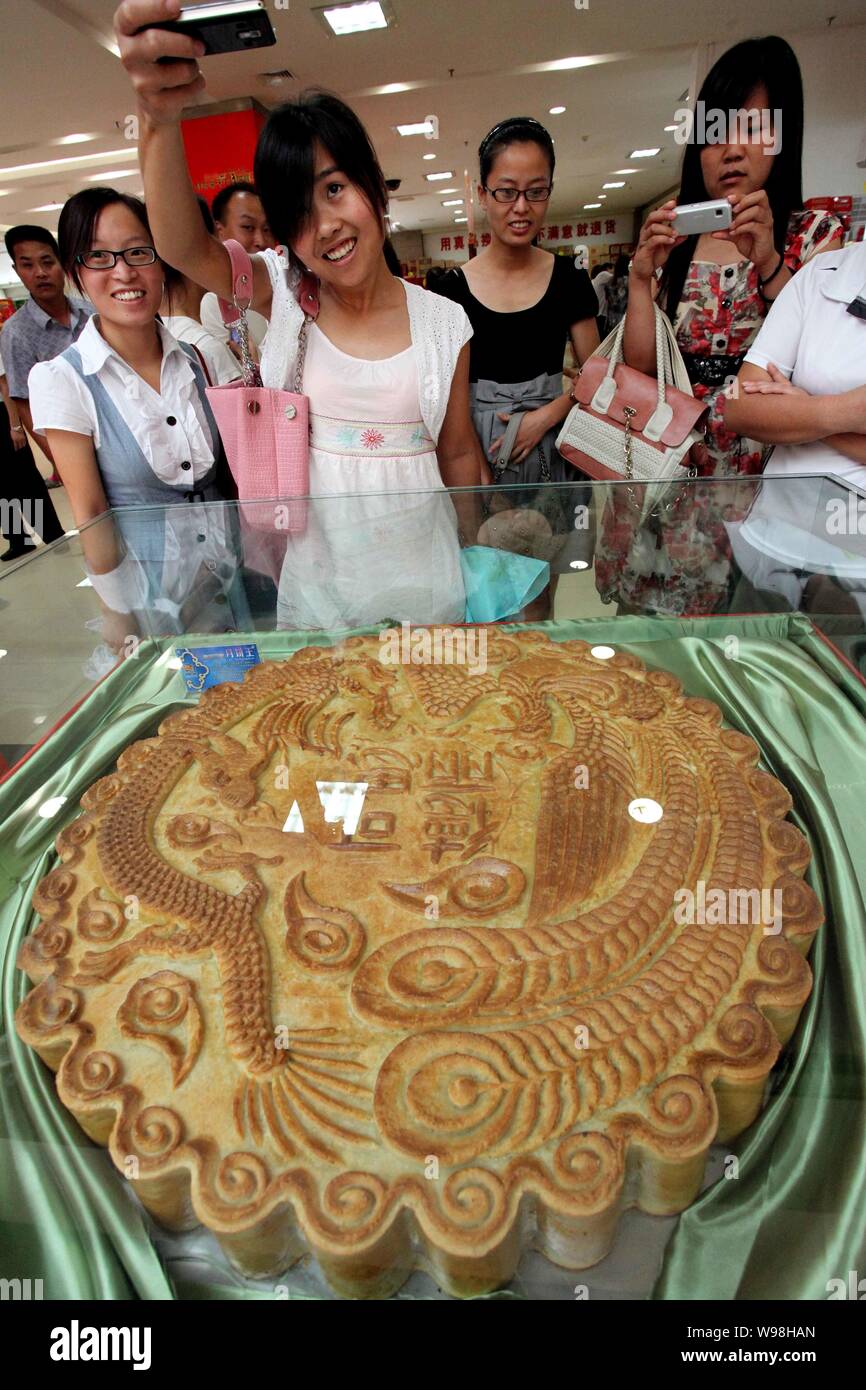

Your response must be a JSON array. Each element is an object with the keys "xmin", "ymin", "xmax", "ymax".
[{"xmin": 15, "ymin": 631, "xmax": 823, "ymax": 1297}]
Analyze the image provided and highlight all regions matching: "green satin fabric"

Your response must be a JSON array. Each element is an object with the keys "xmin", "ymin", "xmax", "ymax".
[{"xmin": 1, "ymin": 615, "xmax": 864, "ymax": 1300}]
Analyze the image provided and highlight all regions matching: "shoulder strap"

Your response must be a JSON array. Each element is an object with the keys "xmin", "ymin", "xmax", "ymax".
[
  {"xmin": 185, "ymin": 340, "xmax": 213, "ymax": 388},
  {"xmin": 216, "ymin": 239, "xmax": 255, "ymax": 326}
]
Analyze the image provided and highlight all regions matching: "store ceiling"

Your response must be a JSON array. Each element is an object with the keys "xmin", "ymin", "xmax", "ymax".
[{"xmin": 1, "ymin": 0, "xmax": 863, "ymax": 244}]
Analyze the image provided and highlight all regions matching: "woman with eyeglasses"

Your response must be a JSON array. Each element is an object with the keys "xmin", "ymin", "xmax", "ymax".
[
  {"xmin": 27, "ymin": 187, "xmax": 245, "ymax": 642},
  {"xmin": 438, "ymin": 117, "xmax": 599, "ymax": 615}
]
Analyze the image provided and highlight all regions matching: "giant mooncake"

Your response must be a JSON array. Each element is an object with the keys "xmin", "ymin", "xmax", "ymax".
[{"xmin": 16, "ymin": 630, "xmax": 822, "ymax": 1298}]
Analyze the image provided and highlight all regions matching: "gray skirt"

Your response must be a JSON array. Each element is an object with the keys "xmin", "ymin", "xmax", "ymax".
[{"xmin": 470, "ymin": 373, "xmax": 593, "ymax": 572}]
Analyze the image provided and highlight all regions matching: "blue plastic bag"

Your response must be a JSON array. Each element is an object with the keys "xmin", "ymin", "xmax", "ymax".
[{"xmin": 460, "ymin": 545, "xmax": 550, "ymax": 623}]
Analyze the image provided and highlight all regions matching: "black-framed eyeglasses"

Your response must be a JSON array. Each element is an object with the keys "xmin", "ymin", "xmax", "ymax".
[
  {"xmin": 76, "ymin": 246, "xmax": 157, "ymax": 270},
  {"xmin": 484, "ymin": 186, "xmax": 552, "ymax": 203}
]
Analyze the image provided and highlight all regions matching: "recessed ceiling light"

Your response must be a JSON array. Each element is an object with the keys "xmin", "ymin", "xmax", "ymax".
[
  {"xmin": 549, "ymin": 105, "xmax": 567, "ymax": 115},
  {"xmin": 86, "ymin": 169, "xmax": 138, "ymax": 181},
  {"xmin": 583, "ymin": 203, "xmax": 602, "ymax": 209},
  {"xmin": 31, "ymin": 202, "xmax": 64, "ymax": 212},
  {"xmin": 320, "ymin": 2, "xmax": 390, "ymax": 35},
  {"xmin": 426, "ymin": 171, "xmax": 454, "ymax": 181},
  {"xmin": 423, "ymin": 153, "xmax": 436, "ymax": 160},
  {"xmin": 375, "ymin": 82, "xmax": 411, "ymax": 93},
  {"xmin": 603, "ymin": 181, "xmax": 625, "ymax": 189},
  {"xmin": 442, "ymin": 199, "xmax": 463, "ymax": 206},
  {"xmin": 437, "ymin": 187, "xmax": 458, "ymax": 194},
  {"xmin": 569, "ymin": 559, "xmax": 589, "ymax": 570},
  {"xmin": 663, "ymin": 124, "xmax": 678, "ymax": 132},
  {"xmin": 53, "ymin": 133, "xmax": 98, "ymax": 146},
  {"xmin": 396, "ymin": 121, "xmax": 435, "ymax": 137},
  {"xmin": 630, "ymin": 148, "xmax": 660, "ymax": 158}
]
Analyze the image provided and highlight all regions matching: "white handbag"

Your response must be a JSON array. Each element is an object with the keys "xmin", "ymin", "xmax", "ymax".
[{"xmin": 556, "ymin": 305, "xmax": 710, "ymax": 516}]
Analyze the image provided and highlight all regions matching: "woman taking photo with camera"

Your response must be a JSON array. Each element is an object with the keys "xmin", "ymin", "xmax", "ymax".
[
  {"xmin": 594, "ymin": 35, "xmax": 844, "ymax": 617},
  {"xmin": 114, "ymin": 0, "xmax": 484, "ymax": 632}
]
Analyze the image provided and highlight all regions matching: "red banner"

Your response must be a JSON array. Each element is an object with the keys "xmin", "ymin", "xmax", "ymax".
[{"xmin": 181, "ymin": 107, "xmax": 267, "ymax": 204}]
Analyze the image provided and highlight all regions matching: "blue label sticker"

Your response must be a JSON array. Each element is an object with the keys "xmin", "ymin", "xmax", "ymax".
[{"xmin": 175, "ymin": 644, "xmax": 261, "ymax": 694}]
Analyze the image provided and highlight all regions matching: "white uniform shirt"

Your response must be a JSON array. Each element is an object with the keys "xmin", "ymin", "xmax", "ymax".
[
  {"xmin": 28, "ymin": 315, "xmax": 216, "ymax": 485},
  {"xmin": 729, "ymin": 242, "xmax": 866, "ymax": 588},
  {"xmin": 200, "ymin": 292, "xmax": 268, "ymax": 352},
  {"xmin": 161, "ymin": 314, "xmax": 242, "ymax": 386}
]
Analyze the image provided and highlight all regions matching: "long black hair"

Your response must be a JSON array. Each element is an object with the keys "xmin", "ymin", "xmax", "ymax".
[
  {"xmin": 661, "ymin": 35, "xmax": 804, "ymax": 323},
  {"xmin": 255, "ymin": 90, "xmax": 388, "ymax": 271}
]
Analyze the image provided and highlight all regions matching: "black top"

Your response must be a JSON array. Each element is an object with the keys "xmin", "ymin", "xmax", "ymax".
[{"xmin": 437, "ymin": 253, "xmax": 597, "ymax": 384}]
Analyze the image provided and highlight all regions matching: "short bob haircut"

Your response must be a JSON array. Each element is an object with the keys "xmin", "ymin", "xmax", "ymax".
[
  {"xmin": 254, "ymin": 90, "xmax": 388, "ymax": 267},
  {"xmin": 478, "ymin": 116, "xmax": 556, "ymax": 186},
  {"xmin": 58, "ymin": 188, "xmax": 157, "ymax": 293}
]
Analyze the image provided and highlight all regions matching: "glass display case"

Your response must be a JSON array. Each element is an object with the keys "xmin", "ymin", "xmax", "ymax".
[{"xmin": 1, "ymin": 476, "xmax": 865, "ymax": 1302}]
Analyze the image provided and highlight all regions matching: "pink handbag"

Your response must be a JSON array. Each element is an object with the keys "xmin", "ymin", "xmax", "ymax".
[{"xmin": 204, "ymin": 239, "xmax": 319, "ymax": 533}]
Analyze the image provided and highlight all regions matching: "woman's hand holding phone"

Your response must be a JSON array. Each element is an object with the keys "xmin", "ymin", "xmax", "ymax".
[
  {"xmin": 713, "ymin": 190, "xmax": 777, "ymax": 278},
  {"xmin": 630, "ymin": 201, "xmax": 686, "ymax": 284},
  {"xmin": 114, "ymin": 0, "xmax": 207, "ymax": 124}
]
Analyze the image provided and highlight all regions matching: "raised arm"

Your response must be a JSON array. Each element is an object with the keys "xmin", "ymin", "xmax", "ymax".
[{"xmin": 114, "ymin": 0, "xmax": 272, "ymax": 313}]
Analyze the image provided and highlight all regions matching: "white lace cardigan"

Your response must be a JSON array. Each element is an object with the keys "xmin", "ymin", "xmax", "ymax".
[{"xmin": 257, "ymin": 249, "xmax": 472, "ymax": 442}]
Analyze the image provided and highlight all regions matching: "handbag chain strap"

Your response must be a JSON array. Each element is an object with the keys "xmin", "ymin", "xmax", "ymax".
[
  {"xmin": 237, "ymin": 310, "xmax": 262, "ymax": 388},
  {"xmin": 293, "ymin": 314, "xmax": 313, "ymax": 394}
]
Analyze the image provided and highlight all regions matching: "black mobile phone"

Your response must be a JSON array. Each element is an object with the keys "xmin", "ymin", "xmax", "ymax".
[{"xmin": 147, "ymin": 1, "xmax": 276, "ymax": 57}]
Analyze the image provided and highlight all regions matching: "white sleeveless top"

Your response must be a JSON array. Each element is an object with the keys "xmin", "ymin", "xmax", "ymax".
[
  {"xmin": 256, "ymin": 251, "xmax": 472, "ymax": 442},
  {"xmin": 261, "ymin": 269, "xmax": 469, "ymax": 632}
]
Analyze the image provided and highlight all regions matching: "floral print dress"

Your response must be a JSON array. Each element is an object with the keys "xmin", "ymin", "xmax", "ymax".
[{"xmin": 594, "ymin": 210, "xmax": 843, "ymax": 615}]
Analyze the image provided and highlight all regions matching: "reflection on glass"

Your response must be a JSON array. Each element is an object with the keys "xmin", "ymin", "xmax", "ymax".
[
  {"xmin": 282, "ymin": 800, "xmax": 305, "ymax": 834},
  {"xmin": 628, "ymin": 797, "xmax": 663, "ymax": 824},
  {"xmin": 279, "ymin": 782, "xmax": 370, "ymax": 836}
]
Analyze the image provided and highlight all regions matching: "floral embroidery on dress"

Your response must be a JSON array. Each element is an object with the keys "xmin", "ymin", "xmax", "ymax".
[
  {"xmin": 594, "ymin": 208, "xmax": 844, "ymax": 616},
  {"xmin": 361, "ymin": 428, "xmax": 386, "ymax": 451}
]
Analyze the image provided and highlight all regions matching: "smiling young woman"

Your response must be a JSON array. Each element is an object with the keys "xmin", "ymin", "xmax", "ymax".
[
  {"xmin": 112, "ymin": 0, "xmax": 487, "ymax": 631},
  {"xmin": 26, "ymin": 187, "xmax": 244, "ymax": 643}
]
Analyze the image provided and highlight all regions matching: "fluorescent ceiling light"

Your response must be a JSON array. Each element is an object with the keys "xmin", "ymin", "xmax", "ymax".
[
  {"xmin": 454, "ymin": 217, "xmax": 468, "ymax": 223},
  {"xmin": 423, "ymin": 153, "xmax": 436, "ymax": 160},
  {"xmin": 597, "ymin": 194, "xmax": 607, "ymax": 200},
  {"xmin": 321, "ymin": 2, "xmax": 389, "ymax": 34},
  {"xmin": 533, "ymin": 54, "xmax": 624, "ymax": 72},
  {"xmin": 376, "ymin": 82, "xmax": 411, "ymax": 94},
  {"xmin": 53, "ymin": 133, "xmax": 98, "ymax": 146},
  {"xmin": 31, "ymin": 202, "xmax": 64, "ymax": 212},
  {"xmin": 603, "ymin": 181, "xmax": 625, "ymax": 188},
  {"xmin": 583, "ymin": 203, "xmax": 602, "ymax": 209},
  {"xmin": 397, "ymin": 121, "xmax": 436, "ymax": 137},
  {"xmin": 549, "ymin": 106, "xmax": 566, "ymax": 115},
  {"xmin": 663, "ymin": 124, "xmax": 678, "ymax": 132},
  {"xmin": 0, "ymin": 148, "xmax": 136, "ymax": 179},
  {"xmin": 437, "ymin": 187, "xmax": 458, "ymax": 194},
  {"xmin": 86, "ymin": 169, "xmax": 138, "ymax": 181},
  {"xmin": 630, "ymin": 148, "xmax": 660, "ymax": 158},
  {"xmin": 613, "ymin": 168, "xmax": 639, "ymax": 174},
  {"xmin": 442, "ymin": 199, "xmax": 463, "ymax": 206},
  {"xmin": 426, "ymin": 171, "xmax": 454, "ymax": 181}
]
